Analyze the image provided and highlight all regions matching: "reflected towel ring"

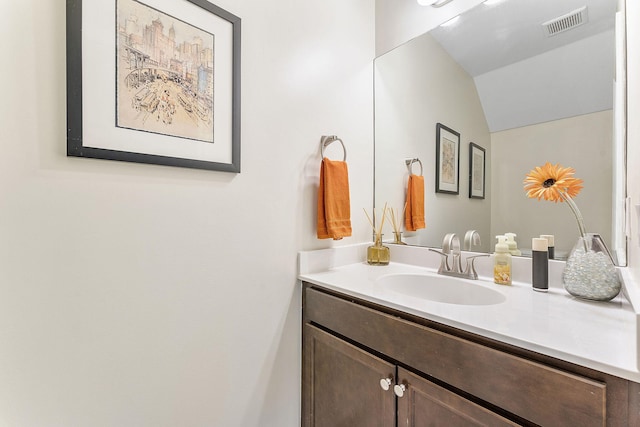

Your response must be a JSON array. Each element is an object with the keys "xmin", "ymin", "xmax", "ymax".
[
  {"xmin": 321, "ymin": 135, "xmax": 347, "ymax": 161},
  {"xmin": 405, "ymin": 158, "xmax": 423, "ymax": 176}
]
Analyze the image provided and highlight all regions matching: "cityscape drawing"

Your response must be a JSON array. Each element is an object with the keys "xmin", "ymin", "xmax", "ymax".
[
  {"xmin": 472, "ymin": 150, "xmax": 483, "ymax": 191},
  {"xmin": 441, "ymin": 137, "xmax": 456, "ymax": 185},
  {"xmin": 116, "ymin": 0, "xmax": 215, "ymax": 143}
]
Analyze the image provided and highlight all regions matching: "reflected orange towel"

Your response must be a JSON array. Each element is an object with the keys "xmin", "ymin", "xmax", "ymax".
[
  {"xmin": 405, "ymin": 174, "xmax": 425, "ymax": 231},
  {"xmin": 317, "ymin": 158, "xmax": 352, "ymax": 240}
]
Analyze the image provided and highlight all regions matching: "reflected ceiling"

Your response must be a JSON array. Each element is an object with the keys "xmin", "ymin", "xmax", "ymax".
[{"xmin": 430, "ymin": 0, "xmax": 616, "ymax": 77}]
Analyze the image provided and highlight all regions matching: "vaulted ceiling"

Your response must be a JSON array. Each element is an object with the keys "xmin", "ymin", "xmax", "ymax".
[{"xmin": 429, "ymin": 0, "xmax": 617, "ymax": 131}]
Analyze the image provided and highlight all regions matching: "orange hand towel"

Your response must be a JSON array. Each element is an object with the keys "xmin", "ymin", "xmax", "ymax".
[
  {"xmin": 405, "ymin": 174, "xmax": 426, "ymax": 231},
  {"xmin": 317, "ymin": 158, "xmax": 352, "ymax": 240}
]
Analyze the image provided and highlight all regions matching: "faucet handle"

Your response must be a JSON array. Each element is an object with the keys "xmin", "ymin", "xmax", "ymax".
[
  {"xmin": 428, "ymin": 248, "xmax": 450, "ymax": 274},
  {"xmin": 463, "ymin": 254, "xmax": 490, "ymax": 279}
]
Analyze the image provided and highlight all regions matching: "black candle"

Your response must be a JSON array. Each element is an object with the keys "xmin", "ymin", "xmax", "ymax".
[
  {"xmin": 540, "ymin": 235, "xmax": 555, "ymax": 260},
  {"xmin": 532, "ymin": 238, "xmax": 549, "ymax": 292}
]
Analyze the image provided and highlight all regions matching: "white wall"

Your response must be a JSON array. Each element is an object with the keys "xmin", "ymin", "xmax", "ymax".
[
  {"xmin": 626, "ymin": 0, "xmax": 640, "ymax": 281},
  {"xmin": 375, "ymin": 33, "xmax": 492, "ymax": 251},
  {"xmin": 0, "ymin": 1, "xmax": 374, "ymax": 426},
  {"xmin": 491, "ymin": 111, "xmax": 613, "ymax": 256}
]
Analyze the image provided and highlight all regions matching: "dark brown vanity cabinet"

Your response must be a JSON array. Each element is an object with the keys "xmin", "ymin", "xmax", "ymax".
[
  {"xmin": 304, "ymin": 324, "xmax": 517, "ymax": 427},
  {"xmin": 302, "ymin": 283, "xmax": 640, "ymax": 426},
  {"xmin": 303, "ymin": 324, "xmax": 395, "ymax": 426}
]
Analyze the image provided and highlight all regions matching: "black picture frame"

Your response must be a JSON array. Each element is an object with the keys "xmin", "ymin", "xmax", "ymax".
[
  {"xmin": 435, "ymin": 123, "xmax": 460, "ymax": 194},
  {"xmin": 469, "ymin": 142, "xmax": 486, "ymax": 199},
  {"xmin": 66, "ymin": 0, "xmax": 241, "ymax": 172}
]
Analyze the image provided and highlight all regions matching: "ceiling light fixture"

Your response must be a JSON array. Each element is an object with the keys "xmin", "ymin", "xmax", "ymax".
[
  {"xmin": 440, "ymin": 15, "xmax": 460, "ymax": 27},
  {"xmin": 417, "ymin": 0, "xmax": 455, "ymax": 7}
]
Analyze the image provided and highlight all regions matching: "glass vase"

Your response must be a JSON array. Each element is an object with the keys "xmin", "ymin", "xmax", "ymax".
[
  {"xmin": 562, "ymin": 233, "xmax": 621, "ymax": 301},
  {"xmin": 367, "ymin": 237, "xmax": 390, "ymax": 266},
  {"xmin": 392, "ymin": 231, "xmax": 406, "ymax": 245}
]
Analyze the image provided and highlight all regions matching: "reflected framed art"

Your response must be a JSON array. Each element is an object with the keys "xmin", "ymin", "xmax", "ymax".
[
  {"xmin": 469, "ymin": 142, "xmax": 485, "ymax": 199},
  {"xmin": 435, "ymin": 123, "xmax": 460, "ymax": 194}
]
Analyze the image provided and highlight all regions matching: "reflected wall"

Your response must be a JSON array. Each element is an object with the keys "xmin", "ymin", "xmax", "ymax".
[{"xmin": 374, "ymin": 32, "xmax": 492, "ymax": 252}]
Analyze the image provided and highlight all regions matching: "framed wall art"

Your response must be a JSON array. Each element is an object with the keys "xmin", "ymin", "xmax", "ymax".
[
  {"xmin": 66, "ymin": 0, "xmax": 241, "ymax": 172},
  {"xmin": 435, "ymin": 123, "xmax": 460, "ymax": 194},
  {"xmin": 469, "ymin": 142, "xmax": 485, "ymax": 199}
]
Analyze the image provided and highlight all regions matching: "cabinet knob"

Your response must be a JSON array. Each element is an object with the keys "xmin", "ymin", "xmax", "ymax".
[
  {"xmin": 394, "ymin": 383, "xmax": 407, "ymax": 398},
  {"xmin": 379, "ymin": 377, "xmax": 393, "ymax": 391}
]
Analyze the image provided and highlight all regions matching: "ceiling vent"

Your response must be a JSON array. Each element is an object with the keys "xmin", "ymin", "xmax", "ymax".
[{"xmin": 542, "ymin": 6, "xmax": 588, "ymax": 37}]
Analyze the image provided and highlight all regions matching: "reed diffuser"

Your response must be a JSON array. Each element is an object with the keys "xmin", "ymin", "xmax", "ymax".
[
  {"xmin": 386, "ymin": 204, "xmax": 406, "ymax": 245},
  {"xmin": 364, "ymin": 204, "xmax": 390, "ymax": 265}
]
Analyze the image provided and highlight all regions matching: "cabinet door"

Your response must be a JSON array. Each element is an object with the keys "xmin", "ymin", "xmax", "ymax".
[
  {"xmin": 396, "ymin": 368, "xmax": 520, "ymax": 427},
  {"xmin": 303, "ymin": 324, "xmax": 396, "ymax": 427}
]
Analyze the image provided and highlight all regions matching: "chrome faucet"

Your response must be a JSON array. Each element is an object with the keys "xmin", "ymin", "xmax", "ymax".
[{"xmin": 429, "ymin": 233, "xmax": 488, "ymax": 279}]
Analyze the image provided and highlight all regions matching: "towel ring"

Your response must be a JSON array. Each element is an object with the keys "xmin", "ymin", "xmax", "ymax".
[
  {"xmin": 321, "ymin": 135, "xmax": 347, "ymax": 161},
  {"xmin": 405, "ymin": 158, "xmax": 423, "ymax": 176}
]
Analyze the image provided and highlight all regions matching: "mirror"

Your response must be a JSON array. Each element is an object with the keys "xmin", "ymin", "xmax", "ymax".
[{"xmin": 374, "ymin": 0, "xmax": 627, "ymax": 264}]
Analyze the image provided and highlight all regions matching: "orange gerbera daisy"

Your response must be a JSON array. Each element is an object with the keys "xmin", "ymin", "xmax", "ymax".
[{"xmin": 523, "ymin": 162, "xmax": 583, "ymax": 202}]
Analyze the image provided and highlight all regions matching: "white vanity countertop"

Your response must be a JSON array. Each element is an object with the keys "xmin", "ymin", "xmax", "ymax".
[{"xmin": 298, "ymin": 243, "xmax": 640, "ymax": 382}]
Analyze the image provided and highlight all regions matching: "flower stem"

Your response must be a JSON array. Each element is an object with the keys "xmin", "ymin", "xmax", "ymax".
[{"xmin": 560, "ymin": 191, "xmax": 588, "ymax": 251}]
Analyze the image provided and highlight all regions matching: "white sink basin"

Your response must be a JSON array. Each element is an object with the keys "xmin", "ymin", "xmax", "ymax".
[{"xmin": 376, "ymin": 273, "xmax": 506, "ymax": 306}]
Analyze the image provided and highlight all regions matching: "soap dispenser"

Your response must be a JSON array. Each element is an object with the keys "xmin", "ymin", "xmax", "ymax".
[
  {"xmin": 494, "ymin": 235, "xmax": 512, "ymax": 285},
  {"xmin": 504, "ymin": 233, "xmax": 522, "ymax": 256}
]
